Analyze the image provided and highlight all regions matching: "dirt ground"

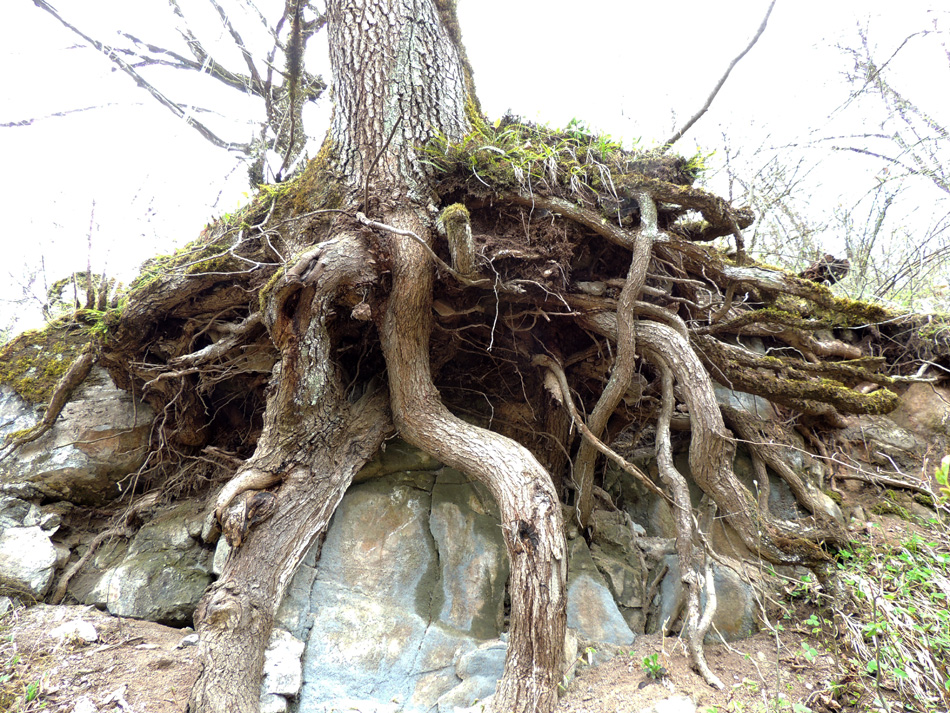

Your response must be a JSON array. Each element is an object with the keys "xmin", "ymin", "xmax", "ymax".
[
  {"xmin": 1, "ymin": 604, "xmax": 835, "ymax": 713},
  {"xmin": 1, "ymin": 604, "xmax": 201, "ymax": 713},
  {"xmin": 557, "ymin": 629, "xmax": 837, "ymax": 713}
]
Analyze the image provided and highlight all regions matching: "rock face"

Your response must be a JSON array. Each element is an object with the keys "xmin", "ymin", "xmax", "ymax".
[
  {"xmin": 0, "ymin": 493, "xmax": 61, "ymax": 597},
  {"xmin": 85, "ymin": 502, "xmax": 212, "ymax": 625},
  {"xmin": 566, "ymin": 538, "xmax": 635, "ymax": 647},
  {"xmin": 280, "ymin": 467, "xmax": 510, "ymax": 713},
  {"xmin": 0, "ymin": 525, "xmax": 58, "ymax": 596},
  {"xmin": 0, "ymin": 369, "xmax": 154, "ymax": 505},
  {"xmin": 9, "ymin": 353, "xmax": 911, "ymax": 707}
]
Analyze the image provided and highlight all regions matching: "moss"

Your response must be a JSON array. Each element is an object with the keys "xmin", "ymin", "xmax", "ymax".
[
  {"xmin": 440, "ymin": 203, "xmax": 470, "ymax": 226},
  {"xmin": 258, "ymin": 266, "xmax": 286, "ymax": 314},
  {"xmin": 126, "ymin": 235, "xmax": 243, "ymax": 299},
  {"xmin": 912, "ymin": 492, "xmax": 935, "ymax": 509},
  {"xmin": 0, "ymin": 322, "xmax": 92, "ymax": 404},
  {"xmin": 870, "ymin": 501, "xmax": 912, "ymax": 520},
  {"xmin": 823, "ymin": 489, "xmax": 844, "ymax": 506},
  {"xmin": 277, "ymin": 139, "xmax": 344, "ymax": 216}
]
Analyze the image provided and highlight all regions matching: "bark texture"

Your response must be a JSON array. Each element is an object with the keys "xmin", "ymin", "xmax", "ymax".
[
  {"xmin": 187, "ymin": 237, "xmax": 391, "ymax": 713},
  {"xmin": 327, "ymin": 0, "xmax": 470, "ymax": 202}
]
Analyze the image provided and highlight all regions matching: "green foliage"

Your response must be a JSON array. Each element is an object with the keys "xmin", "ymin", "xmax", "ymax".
[
  {"xmin": 641, "ymin": 652, "xmax": 667, "ymax": 680},
  {"xmin": 835, "ymin": 530, "xmax": 950, "ymax": 709},
  {"xmin": 785, "ymin": 573, "xmax": 820, "ymax": 602},
  {"xmin": 799, "ymin": 642, "xmax": 820, "ymax": 663},
  {"xmin": 422, "ymin": 114, "xmax": 693, "ymax": 208},
  {"xmin": 935, "ymin": 455, "xmax": 950, "ymax": 502}
]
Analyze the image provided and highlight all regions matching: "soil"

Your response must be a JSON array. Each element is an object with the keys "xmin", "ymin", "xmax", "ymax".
[
  {"xmin": 0, "ymin": 605, "xmax": 833, "ymax": 713},
  {"xmin": 557, "ymin": 630, "xmax": 835, "ymax": 713},
  {"xmin": 1, "ymin": 604, "xmax": 200, "ymax": 713}
]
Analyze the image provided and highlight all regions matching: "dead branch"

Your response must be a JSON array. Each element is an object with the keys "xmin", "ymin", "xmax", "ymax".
[{"xmin": 662, "ymin": 0, "xmax": 777, "ymax": 151}]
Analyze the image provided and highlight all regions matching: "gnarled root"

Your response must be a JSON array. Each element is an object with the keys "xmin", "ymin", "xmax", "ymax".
[
  {"xmin": 656, "ymin": 364, "xmax": 722, "ymax": 689},
  {"xmin": 573, "ymin": 191, "xmax": 656, "ymax": 527},
  {"xmin": 0, "ymin": 348, "xmax": 96, "ymax": 461},
  {"xmin": 379, "ymin": 210, "xmax": 566, "ymax": 713}
]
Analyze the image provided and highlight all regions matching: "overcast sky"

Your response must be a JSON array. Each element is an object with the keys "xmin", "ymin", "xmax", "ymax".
[{"xmin": 0, "ymin": 1, "xmax": 945, "ymax": 329}]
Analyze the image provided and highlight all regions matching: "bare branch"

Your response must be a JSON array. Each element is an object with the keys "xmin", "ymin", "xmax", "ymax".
[
  {"xmin": 207, "ymin": 0, "xmax": 265, "ymax": 90},
  {"xmin": 31, "ymin": 0, "xmax": 253, "ymax": 154},
  {"xmin": 2, "ymin": 103, "xmax": 130, "ymax": 128},
  {"xmin": 662, "ymin": 0, "xmax": 777, "ymax": 151}
]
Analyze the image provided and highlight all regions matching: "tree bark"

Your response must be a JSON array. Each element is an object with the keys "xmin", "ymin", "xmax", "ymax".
[
  {"xmin": 188, "ymin": 237, "xmax": 392, "ymax": 713},
  {"xmin": 325, "ymin": 1, "xmax": 568, "ymax": 709}
]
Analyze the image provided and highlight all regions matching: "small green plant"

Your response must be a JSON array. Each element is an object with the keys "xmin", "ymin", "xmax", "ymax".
[
  {"xmin": 786, "ymin": 573, "xmax": 820, "ymax": 602},
  {"xmin": 800, "ymin": 642, "xmax": 820, "ymax": 663},
  {"xmin": 835, "ymin": 528, "xmax": 950, "ymax": 709},
  {"xmin": 24, "ymin": 680, "xmax": 39, "ymax": 703},
  {"xmin": 558, "ymin": 646, "xmax": 597, "ymax": 692},
  {"xmin": 641, "ymin": 652, "xmax": 667, "ymax": 680},
  {"xmin": 935, "ymin": 455, "xmax": 950, "ymax": 501}
]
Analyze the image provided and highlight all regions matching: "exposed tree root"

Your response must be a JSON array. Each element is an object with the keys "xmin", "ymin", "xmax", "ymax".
[
  {"xmin": 188, "ymin": 233, "xmax": 391, "ymax": 713},
  {"xmin": 535, "ymin": 353, "xmax": 670, "ymax": 506},
  {"xmin": 50, "ymin": 490, "xmax": 161, "ymax": 605},
  {"xmin": 0, "ymin": 348, "xmax": 96, "ymax": 461},
  {"xmin": 656, "ymin": 365, "xmax": 722, "ymax": 689},
  {"xmin": 574, "ymin": 191, "xmax": 657, "ymax": 527},
  {"xmin": 379, "ymin": 210, "xmax": 566, "ymax": 713},
  {"xmin": 722, "ymin": 405, "xmax": 846, "ymax": 528},
  {"xmin": 579, "ymin": 312, "xmax": 839, "ymax": 564},
  {"xmin": 63, "ymin": 64, "xmax": 947, "ymax": 711}
]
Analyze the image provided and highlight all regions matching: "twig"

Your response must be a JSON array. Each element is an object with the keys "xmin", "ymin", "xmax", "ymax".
[
  {"xmin": 355, "ymin": 212, "xmax": 491, "ymax": 288},
  {"xmin": 363, "ymin": 115, "xmax": 404, "ymax": 213},
  {"xmin": 662, "ymin": 0, "xmax": 778, "ymax": 150},
  {"xmin": 532, "ymin": 353, "xmax": 672, "ymax": 505}
]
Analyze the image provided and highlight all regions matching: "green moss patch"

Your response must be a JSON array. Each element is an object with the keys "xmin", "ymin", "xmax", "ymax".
[{"xmin": 0, "ymin": 322, "xmax": 92, "ymax": 404}]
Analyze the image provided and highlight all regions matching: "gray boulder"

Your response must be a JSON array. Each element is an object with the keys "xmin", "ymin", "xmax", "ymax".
[
  {"xmin": 259, "ymin": 627, "xmax": 306, "ymax": 713},
  {"xmin": 588, "ymin": 509, "xmax": 646, "ymax": 631},
  {"xmin": 566, "ymin": 538, "xmax": 635, "ymax": 647},
  {"xmin": 0, "ymin": 370, "xmax": 154, "ymax": 505},
  {"xmin": 436, "ymin": 638, "xmax": 508, "ymax": 712},
  {"xmin": 429, "ymin": 469, "xmax": 509, "ymax": 639},
  {"xmin": 838, "ymin": 415, "xmax": 928, "ymax": 472},
  {"xmin": 86, "ymin": 502, "xmax": 211, "ymax": 625},
  {"xmin": 0, "ymin": 525, "xmax": 58, "ymax": 596},
  {"xmin": 290, "ymin": 469, "xmax": 509, "ymax": 713}
]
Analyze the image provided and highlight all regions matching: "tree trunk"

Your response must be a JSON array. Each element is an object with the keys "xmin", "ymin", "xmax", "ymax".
[{"xmin": 326, "ymin": 1, "xmax": 567, "ymax": 710}]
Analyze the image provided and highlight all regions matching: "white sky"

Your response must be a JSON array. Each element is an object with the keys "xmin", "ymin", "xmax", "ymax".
[{"xmin": 0, "ymin": 1, "xmax": 946, "ymax": 329}]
